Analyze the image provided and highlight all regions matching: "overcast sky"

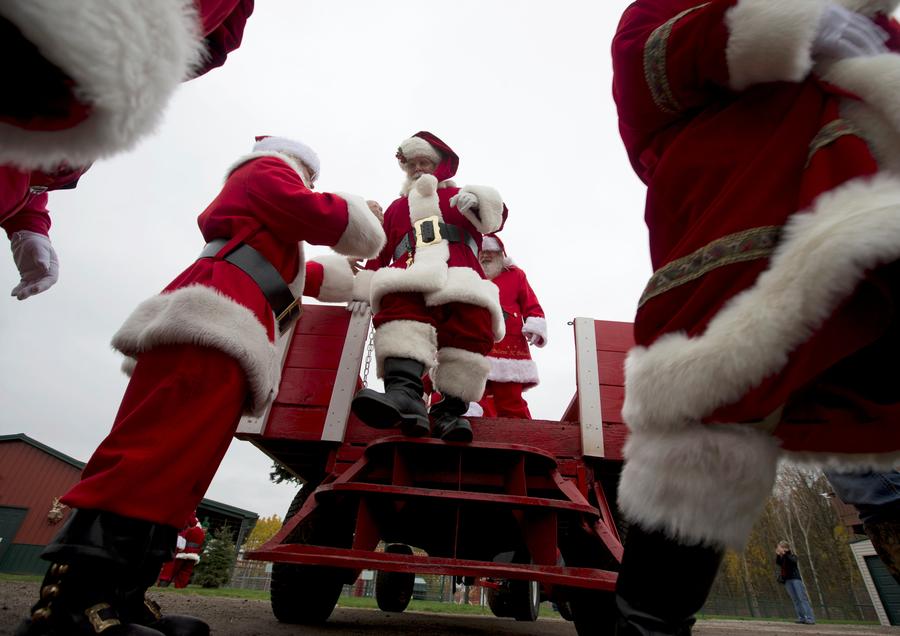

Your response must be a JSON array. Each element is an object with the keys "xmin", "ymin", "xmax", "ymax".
[{"xmin": 0, "ymin": 1, "xmax": 648, "ymax": 520}]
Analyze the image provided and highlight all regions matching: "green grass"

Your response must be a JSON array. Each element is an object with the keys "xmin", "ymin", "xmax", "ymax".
[{"xmin": 0, "ymin": 573, "xmax": 42, "ymax": 583}]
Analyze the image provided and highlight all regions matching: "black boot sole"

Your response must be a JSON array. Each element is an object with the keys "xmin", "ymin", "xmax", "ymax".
[
  {"xmin": 436, "ymin": 422, "xmax": 473, "ymax": 443},
  {"xmin": 400, "ymin": 416, "xmax": 431, "ymax": 437}
]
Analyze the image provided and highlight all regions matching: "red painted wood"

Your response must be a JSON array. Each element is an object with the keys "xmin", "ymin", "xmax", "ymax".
[
  {"xmin": 561, "ymin": 394, "xmax": 579, "ymax": 422},
  {"xmin": 247, "ymin": 545, "xmax": 618, "ymax": 590},
  {"xmin": 593, "ymin": 320, "xmax": 635, "ymax": 352},
  {"xmin": 275, "ymin": 368, "xmax": 339, "ymax": 407},
  {"xmin": 293, "ymin": 305, "xmax": 352, "ymax": 336},
  {"xmin": 283, "ymin": 334, "xmax": 344, "ymax": 369},
  {"xmin": 597, "ymin": 350, "xmax": 626, "ymax": 388},
  {"xmin": 260, "ymin": 406, "xmax": 327, "ymax": 440},
  {"xmin": 600, "ymin": 385, "xmax": 625, "ymax": 424}
]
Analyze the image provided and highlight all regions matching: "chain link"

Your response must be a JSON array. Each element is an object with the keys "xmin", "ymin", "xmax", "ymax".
[{"xmin": 362, "ymin": 323, "xmax": 375, "ymax": 386}]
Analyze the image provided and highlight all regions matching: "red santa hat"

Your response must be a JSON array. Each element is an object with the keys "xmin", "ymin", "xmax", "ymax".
[
  {"xmin": 396, "ymin": 131, "xmax": 459, "ymax": 182},
  {"xmin": 254, "ymin": 135, "xmax": 320, "ymax": 183},
  {"xmin": 480, "ymin": 233, "xmax": 514, "ymax": 267}
]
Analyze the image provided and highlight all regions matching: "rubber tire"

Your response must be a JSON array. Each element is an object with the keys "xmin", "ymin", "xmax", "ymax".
[
  {"xmin": 374, "ymin": 544, "xmax": 415, "ymax": 613},
  {"xmin": 486, "ymin": 579, "xmax": 540, "ymax": 622},
  {"xmin": 270, "ymin": 485, "xmax": 346, "ymax": 625}
]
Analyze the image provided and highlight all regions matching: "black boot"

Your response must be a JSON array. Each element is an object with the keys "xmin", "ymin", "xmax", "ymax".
[
  {"xmin": 429, "ymin": 395, "xmax": 473, "ymax": 442},
  {"xmin": 351, "ymin": 357, "xmax": 430, "ymax": 436},
  {"xmin": 614, "ymin": 525, "xmax": 723, "ymax": 635},
  {"xmin": 14, "ymin": 510, "xmax": 167, "ymax": 635},
  {"xmin": 119, "ymin": 527, "xmax": 210, "ymax": 636},
  {"xmin": 14, "ymin": 510, "xmax": 209, "ymax": 636}
]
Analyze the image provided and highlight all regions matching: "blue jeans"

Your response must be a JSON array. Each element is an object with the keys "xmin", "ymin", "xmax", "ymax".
[
  {"xmin": 784, "ymin": 578, "xmax": 815, "ymax": 623},
  {"xmin": 825, "ymin": 470, "xmax": 900, "ymax": 524}
]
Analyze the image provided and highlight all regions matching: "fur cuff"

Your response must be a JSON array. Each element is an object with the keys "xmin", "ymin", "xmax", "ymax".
[
  {"xmin": 724, "ymin": 0, "xmax": 825, "ymax": 91},
  {"xmin": 175, "ymin": 553, "xmax": 201, "ymax": 562},
  {"xmin": 309, "ymin": 254, "xmax": 353, "ymax": 303},
  {"xmin": 353, "ymin": 269, "xmax": 375, "ymax": 302},
  {"xmin": 433, "ymin": 347, "xmax": 491, "ymax": 402},
  {"xmin": 332, "ymin": 192, "xmax": 386, "ymax": 259},
  {"xmin": 522, "ymin": 316, "xmax": 548, "ymax": 347},
  {"xmin": 374, "ymin": 320, "xmax": 437, "ymax": 377},
  {"xmin": 822, "ymin": 53, "xmax": 900, "ymax": 141},
  {"xmin": 457, "ymin": 185, "xmax": 505, "ymax": 234},
  {"xmin": 619, "ymin": 424, "xmax": 782, "ymax": 550},
  {"xmin": 0, "ymin": 0, "xmax": 204, "ymax": 170},
  {"xmin": 465, "ymin": 401, "xmax": 485, "ymax": 417},
  {"xmin": 624, "ymin": 174, "xmax": 900, "ymax": 435},
  {"xmin": 425, "ymin": 267, "xmax": 506, "ymax": 341},
  {"xmin": 111, "ymin": 285, "xmax": 278, "ymax": 415}
]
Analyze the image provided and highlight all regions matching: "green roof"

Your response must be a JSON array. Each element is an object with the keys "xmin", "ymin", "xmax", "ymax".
[{"xmin": 2, "ymin": 433, "xmax": 258, "ymax": 521}]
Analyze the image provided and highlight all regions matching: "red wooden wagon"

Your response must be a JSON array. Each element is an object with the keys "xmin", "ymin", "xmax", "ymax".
[{"xmin": 238, "ymin": 305, "xmax": 633, "ymax": 635}]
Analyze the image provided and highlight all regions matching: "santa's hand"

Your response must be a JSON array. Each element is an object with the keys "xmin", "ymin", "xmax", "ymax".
[
  {"xmin": 814, "ymin": 4, "xmax": 888, "ymax": 60},
  {"xmin": 347, "ymin": 300, "xmax": 371, "ymax": 316},
  {"xmin": 450, "ymin": 191, "xmax": 478, "ymax": 214},
  {"xmin": 524, "ymin": 331, "xmax": 545, "ymax": 347},
  {"xmin": 9, "ymin": 231, "xmax": 59, "ymax": 300}
]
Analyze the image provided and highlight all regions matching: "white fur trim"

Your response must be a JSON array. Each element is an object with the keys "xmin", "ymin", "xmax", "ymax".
[
  {"xmin": 227, "ymin": 151, "xmax": 312, "ymax": 188},
  {"xmin": 624, "ymin": 174, "xmax": 900, "ymax": 440},
  {"xmin": 486, "ymin": 356, "xmax": 539, "ymax": 386},
  {"xmin": 331, "ymin": 192, "xmax": 387, "ymax": 259},
  {"xmin": 433, "ymin": 347, "xmax": 491, "ymax": 402},
  {"xmin": 724, "ymin": 0, "xmax": 825, "ymax": 91},
  {"xmin": 111, "ymin": 285, "xmax": 278, "ymax": 416},
  {"xmin": 175, "ymin": 553, "xmax": 201, "ymax": 562},
  {"xmin": 352, "ymin": 269, "xmax": 375, "ymax": 302},
  {"xmin": 121, "ymin": 356, "xmax": 137, "ymax": 377},
  {"xmin": 619, "ymin": 424, "xmax": 782, "ymax": 550},
  {"xmin": 521, "ymin": 316, "xmax": 547, "ymax": 347},
  {"xmin": 481, "ymin": 236, "xmax": 502, "ymax": 253},
  {"xmin": 464, "ymin": 401, "xmax": 484, "ymax": 417},
  {"xmin": 822, "ymin": 54, "xmax": 900, "ymax": 144},
  {"xmin": 840, "ymin": 99, "xmax": 900, "ymax": 174},
  {"xmin": 0, "ymin": 0, "xmax": 204, "ymax": 170},
  {"xmin": 398, "ymin": 137, "xmax": 441, "ymax": 165},
  {"xmin": 425, "ymin": 267, "xmax": 505, "ymax": 341},
  {"xmin": 784, "ymin": 450, "xmax": 900, "ymax": 470},
  {"xmin": 253, "ymin": 137, "xmax": 319, "ymax": 182},
  {"xmin": 836, "ymin": 0, "xmax": 900, "ymax": 15},
  {"xmin": 456, "ymin": 185, "xmax": 505, "ymax": 234},
  {"xmin": 310, "ymin": 254, "xmax": 353, "ymax": 303},
  {"xmin": 374, "ymin": 320, "xmax": 437, "ymax": 376}
]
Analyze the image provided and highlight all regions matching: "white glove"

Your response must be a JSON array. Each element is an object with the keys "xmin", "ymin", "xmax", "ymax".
[
  {"xmin": 10, "ymin": 231, "xmax": 59, "ymax": 300},
  {"xmin": 523, "ymin": 330, "xmax": 546, "ymax": 348},
  {"xmin": 814, "ymin": 3, "xmax": 888, "ymax": 60},
  {"xmin": 450, "ymin": 191, "xmax": 479, "ymax": 214},
  {"xmin": 346, "ymin": 300, "xmax": 371, "ymax": 316}
]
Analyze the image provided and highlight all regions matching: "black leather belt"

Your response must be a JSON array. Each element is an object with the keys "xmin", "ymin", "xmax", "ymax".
[
  {"xmin": 199, "ymin": 239, "xmax": 300, "ymax": 332},
  {"xmin": 392, "ymin": 215, "xmax": 478, "ymax": 263}
]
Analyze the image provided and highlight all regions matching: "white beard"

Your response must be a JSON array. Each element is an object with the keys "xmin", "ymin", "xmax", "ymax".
[
  {"xmin": 837, "ymin": 0, "xmax": 900, "ymax": 15},
  {"xmin": 481, "ymin": 258, "xmax": 504, "ymax": 280}
]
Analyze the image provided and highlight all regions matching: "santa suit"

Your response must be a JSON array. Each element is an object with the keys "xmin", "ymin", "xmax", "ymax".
[
  {"xmin": 158, "ymin": 521, "xmax": 206, "ymax": 588},
  {"xmin": 613, "ymin": 0, "xmax": 900, "ymax": 551},
  {"xmin": 357, "ymin": 143, "xmax": 507, "ymax": 405},
  {"xmin": 61, "ymin": 150, "xmax": 385, "ymax": 527},
  {"xmin": 478, "ymin": 264, "xmax": 546, "ymax": 420},
  {"xmin": 0, "ymin": 0, "xmax": 254, "ymax": 171}
]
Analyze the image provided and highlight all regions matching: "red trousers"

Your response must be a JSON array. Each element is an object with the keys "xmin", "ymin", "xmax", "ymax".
[
  {"xmin": 375, "ymin": 292, "xmax": 494, "ymax": 355},
  {"xmin": 158, "ymin": 558, "xmax": 196, "ymax": 588},
  {"xmin": 62, "ymin": 344, "xmax": 248, "ymax": 528},
  {"xmin": 478, "ymin": 381, "xmax": 532, "ymax": 419}
]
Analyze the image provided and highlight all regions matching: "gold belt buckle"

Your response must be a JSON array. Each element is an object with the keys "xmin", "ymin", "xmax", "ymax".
[
  {"xmin": 85, "ymin": 603, "xmax": 121, "ymax": 633},
  {"xmin": 276, "ymin": 297, "xmax": 303, "ymax": 328},
  {"xmin": 413, "ymin": 215, "xmax": 443, "ymax": 247}
]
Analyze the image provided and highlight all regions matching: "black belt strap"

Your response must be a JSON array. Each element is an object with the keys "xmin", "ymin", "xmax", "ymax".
[
  {"xmin": 199, "ymin": 239, "xmax": 300, "ymax": 332},
  {"xmin": 392, "ymin": 220, "xmax": 478, "ymax": 263}
]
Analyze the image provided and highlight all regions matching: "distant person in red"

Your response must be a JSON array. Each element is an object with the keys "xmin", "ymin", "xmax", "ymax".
[
  {"xmin": 14, "ymin": 136, "xmax": 385, "ymax": 636},
  {"xmin": 472, "ymin": 234, "xmax": 546, "ymax": 419},
  {"xmin": 158, "ymin": 516, "xmax": 206, "ymax": 589}
]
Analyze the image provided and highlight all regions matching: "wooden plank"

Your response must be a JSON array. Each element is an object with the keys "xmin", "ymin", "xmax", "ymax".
[
  {"xmin": 321, "ymin": 312, "xmax": 371, "ymax": 442},
  {"xmin": 276, "ymin": 368, "xmax": 339, "ymax": 407},
  {"xmin": 575, "ymin": 317, "xmax": 604, "ymax": 458},
  {"xmin": 596, "ymin": 350, "xmax": 626, "ymax": 388},
  {"xmin": 262, "ymin": 405, "xmax": 328, "ymax": 440},
  {"xmin": 593, "ymin": 320, "xmax": 635, "ymax": 352},
  {"xmin": 283, "ymin": 334, "xmax": 344, "ymax": 369},
  {"xmin": 294, "ymin": 305, "xmax": 352, "ymax": 336},
  {"xmin": 235, "ymin": 321, "xmax": 298, "ymax": 435}
]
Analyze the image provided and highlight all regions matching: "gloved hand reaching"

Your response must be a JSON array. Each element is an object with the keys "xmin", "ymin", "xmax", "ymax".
[
  {"xmin": 9, "ymin": 230, "xmax": 59, "ymax": 300},
  {"xmin": 450, "ymin": 191, "xmax": 479, "ymax": 214},
  {"xmin": 814, "ymin": 3, "xmax": 889, "ymax": 60},
  {"xmin": 346, "ymin": 300, "xmax": 371, "ymax": 316}
]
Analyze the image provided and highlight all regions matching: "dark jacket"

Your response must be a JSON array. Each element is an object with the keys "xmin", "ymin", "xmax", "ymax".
[{"xmin": 776, "ymin": 551, "xmax": 802, "ymax": 583}]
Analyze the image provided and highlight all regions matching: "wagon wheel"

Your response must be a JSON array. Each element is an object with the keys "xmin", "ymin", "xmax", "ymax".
[
  {"xmin": 486, "ymin": 578, "xmax": 541, "ymax": 622},
  {"xmin": 270, "ymin": 483, "xmax": 350, "ymax": 625},
  {"xmin": 374, "ymin": 544, "xmax": 416, "ymax": 613}
]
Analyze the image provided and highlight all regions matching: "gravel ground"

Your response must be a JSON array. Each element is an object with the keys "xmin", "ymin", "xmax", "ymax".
[{"xmin": 2, "ymin": 579, "xmax": 897, "ymax": 635}]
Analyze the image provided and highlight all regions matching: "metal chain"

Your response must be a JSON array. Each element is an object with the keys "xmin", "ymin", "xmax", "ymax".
[{"xmin": 362, "ymin": 324, "xmax": 375, "ymax": 386}]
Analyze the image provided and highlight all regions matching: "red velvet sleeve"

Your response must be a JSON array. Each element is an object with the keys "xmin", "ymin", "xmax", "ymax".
[
  {"xmin": 2, "ymin": 193, "xmax": 51, "ymax": 238},
  {"xmin": 516, "ymin": 269, "xmax": 544, "ymax": 320},
  {"xmin": 191, "ymin": 0, "xmax": 254, "ymax": 78},
  {"xmin": 302, "ymin": 260, "xmax": 325, "ymax": 298}
]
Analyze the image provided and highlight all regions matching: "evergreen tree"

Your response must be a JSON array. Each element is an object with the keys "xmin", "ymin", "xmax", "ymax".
[{"xmin": 192, "ymin": 525, "xmax": 237, "ymax": 588}]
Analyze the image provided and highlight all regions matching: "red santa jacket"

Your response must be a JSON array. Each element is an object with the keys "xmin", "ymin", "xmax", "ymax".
[
  {"xmin": 1, "ymin": 164, "xmax": 88, "ymax": 237},
  {"xmin": 613, "ymin": 1, "xmax": 900, "ymax": 460},
  {"xmin": 486, "ymin": 266, "xmax": 546, "ymax": 388},
  {"xmin": 111, "ymin": 151, "xmax": 385, "ymax": 415},
  {"xmin": 0, "ymin": 0, "xmax": 254, "ymax": 171},
  {"xmin": 359, "ymin": 175, "xmax": 508, "ymax": 342},
  {"xmin": 175, "ymin": 522, "xmax": 206, "ymax": 562}
]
